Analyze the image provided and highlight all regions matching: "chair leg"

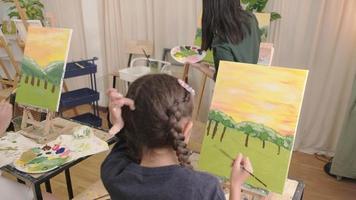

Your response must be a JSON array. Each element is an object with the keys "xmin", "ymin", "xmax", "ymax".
[{"xmin": 182, "ymin": 63, "xmax": 190, "ymax": 83}]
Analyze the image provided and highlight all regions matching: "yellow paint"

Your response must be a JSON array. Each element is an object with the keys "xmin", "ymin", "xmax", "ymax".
[
  {"xmin": 213, "ymin": 61, "xmax": 308, "ymax": 136},
  {"xmin": 24, "ymin": 26, "xmax": 71, "ymax": 69}
]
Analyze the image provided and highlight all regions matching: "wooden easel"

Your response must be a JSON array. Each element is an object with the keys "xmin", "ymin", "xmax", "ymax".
[
  {"xmin": 12, "ymin": 1, "xmax": 79, "ymax": 116},
  {"xmin": 20, "ymin": 106, "xmax": 67, "ymax": 144},
  {"xmin": 0, "ymin": 31, "xmax": 20, "ymax": 100}
]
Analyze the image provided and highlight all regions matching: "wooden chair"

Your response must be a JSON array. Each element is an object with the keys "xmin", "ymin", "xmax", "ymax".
[{"xmin": 111, "ymin": 40, "xmax": 154, "ymax": 88}]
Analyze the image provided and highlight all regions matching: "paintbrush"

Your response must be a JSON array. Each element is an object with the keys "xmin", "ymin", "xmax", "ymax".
[
  {"xmin": 75, "ymin": 62, "xmax": 85, "ymax": 69},
  {"xmin": 218, "ymin": 148, "xmax": 268, "ymax": 188},
  {"xmin": 93, "ymin": 193, "xmax": 110, "ymax": 200}
]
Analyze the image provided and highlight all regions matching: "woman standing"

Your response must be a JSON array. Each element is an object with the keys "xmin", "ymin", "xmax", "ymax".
[{"xmin": 201, "ymin": 0, "xmax": 261, "ymax": 80}]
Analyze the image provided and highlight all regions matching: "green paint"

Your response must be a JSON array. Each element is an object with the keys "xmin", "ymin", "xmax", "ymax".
[
  {"xmin": 15, "ymin": 56, "xmax": 64, "ymax": 111},
  {"xmin": 16, "ymin": 74, "xmax": 61, "ymax": 111}
]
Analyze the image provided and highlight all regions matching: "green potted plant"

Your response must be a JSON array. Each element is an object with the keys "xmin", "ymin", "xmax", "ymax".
[
  {"xmin": 241, "ymin": 0, "xmax": 281, "ymax": 21},
  {"xmin": 1, "ymin": 0, "xmax": 45, "ymax": 21},
  {"xmin": 241, "ymin": 0, "xmax": 281, "ymax": 41}
]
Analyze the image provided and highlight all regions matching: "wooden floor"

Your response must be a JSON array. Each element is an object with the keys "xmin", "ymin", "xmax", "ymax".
[{"xmin": 5, "ymin": 105, "xmax": 356, "ymax": 200}]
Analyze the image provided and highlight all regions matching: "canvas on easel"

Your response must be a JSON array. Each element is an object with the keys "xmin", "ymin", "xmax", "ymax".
[
  {"xmin": 258, "ymin": 43, "xmax": 274, "ymax": 66},
  {"xmin": 12, "ymin": 19, "xmax": 43, "ymax": 46},
  {"xmin": 15, "ymin": 26, "xmax": 72, "ymax": 111},
  {"xmin": 198, "ymin": 61, "xmax": 308, "ymax": 194},
  {"xmin": 194, "ymin": 13, "xmax": 272, "ymax": 64},
  {"xmin": 254, "ymin": 13, "xmax": 271, "ymax": 42}
]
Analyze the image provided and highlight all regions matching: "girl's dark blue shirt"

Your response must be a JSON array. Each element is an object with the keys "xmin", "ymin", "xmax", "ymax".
[{"xmin": 101, "ymin": 136, "xmax": 226, "ymax": 200}]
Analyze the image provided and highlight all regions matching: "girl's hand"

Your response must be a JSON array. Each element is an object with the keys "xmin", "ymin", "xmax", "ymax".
[
  {"xmin": 0, "ymin": 101, "xmax": 13, "ymax": 136},
  {"xmin": 107, "ymin": 88, "xmax": 135, "ymax": 135},
  {"xmin": 230, "ymin": 153, "xmax": 252, "ymax": 187}
]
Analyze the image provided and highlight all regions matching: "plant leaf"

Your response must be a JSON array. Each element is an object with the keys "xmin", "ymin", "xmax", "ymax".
[{"xmin": 271, "ymin": 12, "xmax": 281, "ymax": 21}]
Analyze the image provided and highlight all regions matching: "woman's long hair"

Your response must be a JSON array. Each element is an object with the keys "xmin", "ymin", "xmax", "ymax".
[{"xmin": 201, "ymin": 0, "xmax": 252, "ymax": 50}]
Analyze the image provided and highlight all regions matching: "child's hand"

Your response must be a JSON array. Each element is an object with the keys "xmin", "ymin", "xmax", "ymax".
[
  {"xmin": 107, "ymin": 88, "xmax": 135, "ymax": 135},
  {"xmin": 230, "ymin": 153, "xmax": 253, "ymax": 187},
  {"xmin": 0, "ymin": 101, "xmax": 13, "ymax": 136}
]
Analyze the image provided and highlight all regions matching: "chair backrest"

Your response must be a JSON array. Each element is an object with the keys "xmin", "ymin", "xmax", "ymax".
[{"xmin": 125, "ymin": 40, "xmax": 154, "ymax": 55}]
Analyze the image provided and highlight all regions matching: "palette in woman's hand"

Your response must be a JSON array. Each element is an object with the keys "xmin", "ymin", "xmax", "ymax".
[{"xmin": 170, "ymin": 45, "xmax": 206, "ymax": 64}]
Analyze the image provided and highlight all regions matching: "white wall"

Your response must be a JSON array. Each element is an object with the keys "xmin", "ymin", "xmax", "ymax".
[
  {"xmin": 80, "ymin": 0, "xmax": 107, "ymax": 105},
  {"xmin": 0, "ymin": 4, "xmax": 10, "ymax": 20}
]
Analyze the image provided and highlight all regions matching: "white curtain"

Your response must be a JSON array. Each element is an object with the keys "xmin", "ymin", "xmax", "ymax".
[
  {"xmin": 266, "ymin": 0, "xmax": 356, "ymax": 155},
  {"xmin": 118, "ymin": 0, "xmax": 201, "ymax": 58},
  {"xmin": 98, "ymin": 0, "xmax": 202, "ymax": 91}
]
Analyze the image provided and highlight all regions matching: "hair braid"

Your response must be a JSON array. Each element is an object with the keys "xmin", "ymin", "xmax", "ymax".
[{"xmin": 167, "ymin": 101, "xmax": 193, "ymax": 169}]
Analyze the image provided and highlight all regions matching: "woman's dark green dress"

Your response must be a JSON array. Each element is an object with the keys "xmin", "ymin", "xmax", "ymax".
[{"xmin": 212, "ymin": 13, "xmax": 261, "ymax": 80}]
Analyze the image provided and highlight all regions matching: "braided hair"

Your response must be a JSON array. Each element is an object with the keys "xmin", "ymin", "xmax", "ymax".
[{"xmin": 121, "ymin": 74, "xmax": 194, "ymax": 168}]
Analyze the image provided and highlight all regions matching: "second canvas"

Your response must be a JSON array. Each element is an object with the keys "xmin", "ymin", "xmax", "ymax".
[
  {"xmin": 198, "ymin": 61, "xmax": 308, "ymax": 194},
  {"xmin": 15, "ymin": 27, "xmax": 72, "ymax": 111}
]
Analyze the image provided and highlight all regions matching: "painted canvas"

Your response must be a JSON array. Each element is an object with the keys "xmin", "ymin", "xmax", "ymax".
[
  {"xmin": 198, "ymin": 61, "xmax": 308, "ymax": 194},
  {"xmin": 255, "ymin": 13, "xmax": 271, "ymax": 42},
  {"xmin": 258, "ymin": 43, "xmax": 274, "ymax": 66},
  {"xmin": 194, "ymin": 13, "xmax": 271, "ymax": 64},
  {"xmin": 12, "ymin": 19, "xmax": 43, "ymax": 42},
  {"xmin": 15, "ymin": 27, "xmax": 72, "ymax": 111}
]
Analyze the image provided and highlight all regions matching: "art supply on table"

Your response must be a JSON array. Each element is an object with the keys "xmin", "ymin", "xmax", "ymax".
[
  {"xmin": 0, "ymin": 131, "xmax": 40, "ymax": 168},
  {"xmin": 13, "ymin": 144, "xmax": 71, "ymax": 173},
  {"xmin": 218, "ymin": 148, "xmax": 268, "ymax": 188},
  {"xmin": 75, "ymin": 62, "xmax": 85, "ymax": 69}
]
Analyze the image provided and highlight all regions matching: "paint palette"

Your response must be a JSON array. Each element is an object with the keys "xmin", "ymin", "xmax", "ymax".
[
  {"xmin": 14, "ymin": 144, "xmax": 70, "ymax": 173},
  {"xmin": 170, "ymin": 45, "xmax": 206, "ymax": 64}
]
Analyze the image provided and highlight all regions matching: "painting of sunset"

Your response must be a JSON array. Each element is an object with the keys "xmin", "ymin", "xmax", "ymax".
[
  {"xmin": 16, "ymin": 27, "xmax": 72, "ymax": 111},
  {"xmin": 198, "ymin": 61, "xmax": 308, "ymax": 194}
]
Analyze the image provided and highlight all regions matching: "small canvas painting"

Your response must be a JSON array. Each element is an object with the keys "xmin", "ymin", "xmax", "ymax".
[
  {"xmin": 258, "ymin": 43, "xmax": 274, "ymax": 66},
  {"xmin": 198, "ymin": 61, "xmax": 308, "ymax": 194},
  {"xmin": 254, "ymin": 13, "xmax": 271, "ymax": 42},
  {"xmin": 15, "ymin": 27, "xmax": 72, "ymax": 111},
  {"xmin": 194, "ymin": 13, "xmax": 271, "ymax": 64},
  {"xmin": 12, "ymin": 19, "xmax": 43, "ymax": 42}
]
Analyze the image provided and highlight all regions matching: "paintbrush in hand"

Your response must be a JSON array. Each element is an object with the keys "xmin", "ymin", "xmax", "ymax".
[{"xmin": 218, "ymin": 148, "xmax": 268, "ymax": 188}]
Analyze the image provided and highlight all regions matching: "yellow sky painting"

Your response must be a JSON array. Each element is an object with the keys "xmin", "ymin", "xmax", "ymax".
[
  {"xmin": 24, "ymin": 27, "xmax": 71, "ymax": 69},
  {"xmin": 213, "ymin": 61, "xmax": 308, "ymax": 136}
]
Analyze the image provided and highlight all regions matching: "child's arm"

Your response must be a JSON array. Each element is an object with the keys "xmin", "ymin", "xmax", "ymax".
[
  {"xmin": 229, "ymin": 153, "xmax": 252, "ymax": 200},
  {"xmin": 0, "ymin": 101, "xmax": 12, "ymax": 137}
]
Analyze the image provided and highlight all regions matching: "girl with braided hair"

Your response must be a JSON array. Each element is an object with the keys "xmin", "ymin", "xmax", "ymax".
[{"xmin": 102, "ymin": 74, "xmax": 252, "ymax": 200}]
